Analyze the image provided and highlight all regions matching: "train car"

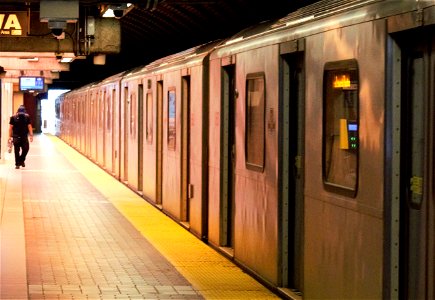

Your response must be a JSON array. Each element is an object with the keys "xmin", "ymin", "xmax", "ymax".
[
  {"xmin": 208, "ymin": 0, "xmax": 434, "ymax": 298},
  {"xmin": 97, "ymin": 72, "xmax": 125, "ymax": 178},
  {"xmin": 61, "ymin": 72, "xmax": 125, "ymax": 178},
  {"xmin": 58, "ymin": 0, "xmax": 435, "ymax": 298},
  {"xmin": 87, "ymin": 72, "xmax": 126, "ymax": 176},
  {"xmin": 61, "ymin": 83, "xmax": 91, "ymax": 155},
  {"xmin": 119, "ymin": 42, "xmax": 220, "ymax": 237}
]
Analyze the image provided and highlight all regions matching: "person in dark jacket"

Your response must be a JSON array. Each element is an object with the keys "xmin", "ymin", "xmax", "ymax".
[{"xmin": 9, "ymin": 105, "xmax": 33, "ymax": 169}]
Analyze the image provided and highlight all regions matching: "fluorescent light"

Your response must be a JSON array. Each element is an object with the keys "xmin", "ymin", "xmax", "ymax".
[
  {"xmin": 60, "ymin": 57, "xmax": 73, "ymax": 63},
  {"xmin": 19, "ymin": 57, "xmax": 39, "ymax": 62},
  {"xmin": 103, "ymin": 8, "xmax": 115, "ymax": 18}
]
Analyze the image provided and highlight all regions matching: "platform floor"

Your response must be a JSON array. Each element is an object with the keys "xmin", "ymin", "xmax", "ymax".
[{"xmin": 0, "ymin": 134, "xmax": 280, "ymax": 300}]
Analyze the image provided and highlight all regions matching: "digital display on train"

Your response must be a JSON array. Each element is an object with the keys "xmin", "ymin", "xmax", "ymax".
[
  {"xmin": 348, "ymin": 123, "xmax": 358, "ymax": 131},
  {"xmin": 333, "ymin": 74, "xmax": 350, "ymax": 88}
]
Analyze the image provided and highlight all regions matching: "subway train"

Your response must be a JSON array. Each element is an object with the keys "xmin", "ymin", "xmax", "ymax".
[{"xmin": 57, "ymin": 0, "xmax": 435, "ymax": 299}]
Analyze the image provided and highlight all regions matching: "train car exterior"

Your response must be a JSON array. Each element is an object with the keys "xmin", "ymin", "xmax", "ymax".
[
  {"xmin": 61, "ymin": 72, "xmax": 125, "ymax": 179},
  {"xmin": 58, "ymin": 0, "xmax": 435, "ymax": 299},
  {"xmin": 208, "ymin": 0, "xmax": 434, "ymax": 298},
  {"xmin": 119, "ymin": 42, "xmax": 219, "ymax": 237},
  {"xmin": 59, "ymin": 84, "xmax": 88, "ymax": 148}
]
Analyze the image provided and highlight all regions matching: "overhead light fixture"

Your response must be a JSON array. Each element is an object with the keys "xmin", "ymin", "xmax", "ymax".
[
  {"xmin": 102, "ymin": 9, "xmax": 115, "ymax": 18},
  {"xmin": 102, "ymin": 3, "xmax": 133, "ymax": 18},
  {"xmin": 19, "ymin": 57, "xmax": 39, "ymax": 62},
  {"xmin": 60, "ymin": 57, "xmax": 74, "ymax": 63}
]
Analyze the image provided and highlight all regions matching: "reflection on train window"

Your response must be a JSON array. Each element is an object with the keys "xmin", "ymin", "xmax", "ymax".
[
  {"xmin": 168, "ymin": 88, "xmax": 176, "ymax": 150},
  {"xmin": 108, "ymin": 89, "xmax": 115, "ymax": 131},
  {"xmin": 105, "ymin": 90, "xmax": 110, "ymax": 131},
  {"xmin": 99, "ymin": 93, "xmax": 103, "ymax": 129},
  {"xmin": 130, "ymin": 92, "xmax": 137, "ymax": 137},
  {"xmin": 323, "ymin": 59, "xmax": 359, "ymax": 196},
  {"xmin": 146, "ymin": 91, "xmax": 153, "ymax": 144},
  {"xmin": 245, "ymin": 72, "xmax": 265, "ymax": 172},
  {"xmin": 90, "ymin": 94, "xmax": 95, "ymax": 128}
]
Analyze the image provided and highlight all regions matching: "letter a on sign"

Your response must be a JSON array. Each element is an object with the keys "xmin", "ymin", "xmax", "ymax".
[
  {"xmin": 4, "ymin": 14, "xmax": 21, "ymax": 29},
  {"xmin": 0, "ymin": 13, "xmax": 26, "ymax": 36}
]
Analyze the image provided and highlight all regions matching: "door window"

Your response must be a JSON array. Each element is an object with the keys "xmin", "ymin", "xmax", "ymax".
[{"xmin": 323, "ymin": 59, "xmax": 359, "ymax": 196}]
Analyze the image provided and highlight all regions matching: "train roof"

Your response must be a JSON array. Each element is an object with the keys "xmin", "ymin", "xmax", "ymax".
[
  {"xmin": 121, "ymin": 39, "xmax": 223, "ymax": 81},
  {"xmin": 211, "ymin": 0, "xmax": 435, "ymax": 58}
]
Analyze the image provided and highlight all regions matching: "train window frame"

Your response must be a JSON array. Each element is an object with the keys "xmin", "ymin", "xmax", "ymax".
[
  {"xmin": 167, "ymin": 87, "xmax": 176, "ymax": 151},
  {"xmin": 322, "ymin": 59, "xmax": 359, "ymax": 197},
  {"xmin": 245, "ymin": 72, "xmax": 266, "ymax": 172}
]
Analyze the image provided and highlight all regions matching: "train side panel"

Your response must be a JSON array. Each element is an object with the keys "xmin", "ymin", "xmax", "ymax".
[
  {"xmin": 161, "ymin": 70, "xmax": 182, "ymax": 220},
  {"xmin": 303, "ymin": 20, "xmax": 385, "ymax": 299},
  {"xmin": 208, "ymin": 45, "xmax": 280, "ymax": 283},
  {"xmin": 235, "ymin": 46, "xmax": 279, "ymax": 283},
  {"xmin": 101, "ymin": 82, "xmax": 120, "ymax": 177},
  {"xmin": 186, "ymin": 65, "xmax": 206, "ymax": 237},
  {"xmin": 79, "ymin": 94, "xmax": 86, "ymax": 154},
  {"xmin": 113, "ymin": 83, "xmax": 121, "ymax": 179},
  {"xmin": 140, "ymin": 76, "xmax": 157, "ymax": 204},
  {"xmin": 123, "ymin": 79, "xmax": 140, "ymax": 190},
  {"xmin": 96, "ymin": 88, "xmax": 105, "ymax": 167},
  {"xmin": 207, "ymin": 57, "xmax": 222, "ymax": 246}
]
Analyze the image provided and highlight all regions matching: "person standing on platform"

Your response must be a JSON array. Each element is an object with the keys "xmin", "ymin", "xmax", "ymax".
[{"xmin": 8, "ymin": 105, "xmax": 33, "ymax": 169}]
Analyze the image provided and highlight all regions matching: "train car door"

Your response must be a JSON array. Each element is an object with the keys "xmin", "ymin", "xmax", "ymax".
[
  {"xmin": 156, "ymin": 80, "xmax": 164, "ymax": 207},
  {"xmin": 86, "ymin": 92, "xmax": 92, "ymax": 157},
  {"xmin": 279, "ymin": 42, "xmax": 304, "ymax": 295},
  {"xmin": 220, "ymin": 64, "xmax": 235, "ymax": 250},
  {"xmin": 111, "ymin": 87, "xmax": 118, "ymax": 177},
  {"xmin": 399, "ymin": 35, "xmax": 434, "ymax": 300},
  {"xmin": 138, "ymin": 84, "xmax": 144, "ymax": 193},
  {"xmin": 181, "ymin": 76, "xmax": 191, "ymax": 223},
  {"xmin": 97, "ymin": 91, "xmax": 104, "ymax": 165},
  {"xmin": 102, "ymin": 90, "xmax": 107, "ymax": 166},
  {"xmin": 389, "ymin": 31, "xmax": 435, "ymax": 299},
  {"xmin": 123, "ymin": 86, "xmax": 129, "ymax": 182}
]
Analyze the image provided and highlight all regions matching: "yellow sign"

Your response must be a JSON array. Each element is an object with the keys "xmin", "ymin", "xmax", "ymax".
[
  {"xmin": 0, "ymin": 13, "xmax": 27, "ymax": 36},
  {"xmin": 333, "ymin": 74, "xmax": 350, "ymax": 88}
]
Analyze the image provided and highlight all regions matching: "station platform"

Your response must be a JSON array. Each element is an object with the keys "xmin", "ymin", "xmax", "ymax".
[{"xmin": 0, "ymin": 134, "xmax": 280, "ymax": 300}]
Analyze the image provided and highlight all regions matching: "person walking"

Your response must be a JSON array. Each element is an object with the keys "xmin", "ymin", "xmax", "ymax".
[{"xmin": 8, "ymin": 105, "xmax": 33, "ymax": 169}]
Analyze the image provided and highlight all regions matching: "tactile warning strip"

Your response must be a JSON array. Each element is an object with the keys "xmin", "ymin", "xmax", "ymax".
[
  {"xmin": 22, "ymin": 135, "xmax": 203, "ymax": 300},
  {"xmin": 51, "ymin": 135, "xmax": 279, "ymax": 299}
]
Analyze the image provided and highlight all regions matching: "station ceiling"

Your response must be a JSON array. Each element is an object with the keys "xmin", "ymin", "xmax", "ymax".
[{"xmin": 0, "ymin": 0, "xmax": 317, "ymax": 90}]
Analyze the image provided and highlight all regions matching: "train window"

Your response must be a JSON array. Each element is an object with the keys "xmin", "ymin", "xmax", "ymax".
[
  {"xmin": 245, "ymin": 72, "xmax": 265, "ymax": 172},
  {"xmin": 130, "ymin": 91, "xmax": 136, "ymax": 137},
  {"xmin": 168, "ymin": 88, "xmax": 176, "ymax": 150},
  {"xmin": 323, "ymin": 59, "xmax": 359, "ymax": 196},
  {"xmin": 146, "ymin": 91, "xmax": 153, "ymax": 144},
  {"xmin": 105, "ymin": 90, "xmax": 110, "ymax": 131},
  {"xmin": 99, "ymin": 93, "xmax": 104, "ymax": 129}
]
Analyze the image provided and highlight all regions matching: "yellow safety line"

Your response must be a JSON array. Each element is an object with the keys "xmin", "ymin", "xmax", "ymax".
[{"xmin": 49, "ymin": 136, "xmax": 279, "ymax": 299}]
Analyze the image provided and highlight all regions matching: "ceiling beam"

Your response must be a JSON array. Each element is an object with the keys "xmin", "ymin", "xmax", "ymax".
[{"xmin": 0, "ymin": 57, "xmax": 70, "ymax": 71}]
